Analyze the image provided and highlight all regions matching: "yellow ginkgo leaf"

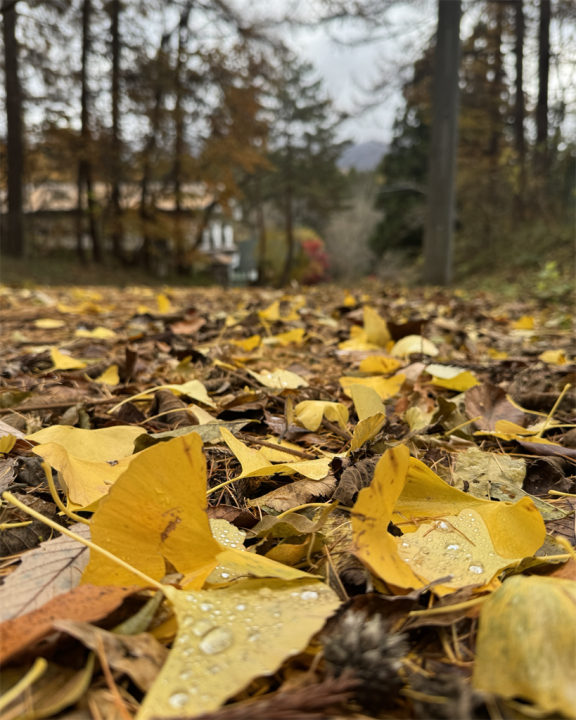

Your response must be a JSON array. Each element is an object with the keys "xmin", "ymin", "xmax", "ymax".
[
  {"xmin": 487, "ymin": 348, "xmax": 508, "ymax": 359},
  {"xmin": 220, "ymin": 428, "xmax": 331, "ymax": 481},
  {"xmin": 350, "ymin": 412, "xmax": 386, "ymax": 452},
  {"xmin": 473, "ymin": 575, "xmax": 576, "ymax": 718},
  {"xmin": 28, "ymin": 425, "xmax": 144, "ymax": 462},
  {"xmin": 390, "ymin": 335, "xmax": 438, "ymax": 358},
  {"xmin": 339, "ymin": 374, "xmax": 405, "ymax": 401},
  {"xmin": 295, "ymin": 400, "xmax": 349, "ymax": 432},
  {"xmin": 93, "ymin": 364, "xmax": 119, "ymax": 386},
  {"xmin": 512, "ymin": 315, "xmax": 534, "ymax": 330},
  {"xmin": 350, "ymin": 384, "xmax": 387, "ymax": 421},
  {"xmin": 138, "ymin": 579, "xmax": 340, "ymax": 720},
  {"xmin": 0, "ymin": 434, "xmax": 17, "ymax": 454},
  {"xmin": 265, "ymin": 328, "xmax": 306, "ymax": 347},
  {"xmin": 231, "ymin": 335, "xmax": 261, "ymax": 352},
  {"xmin": 81, "ymin": 434, "xmax": 308, "ymax": 589},
  {"xmin": 363, "ymin": 306, "xmax": 391, "ymax": 346},
  {"xmin": 359, "ymin": 356, "xmax": 402, "ymax": 375},
  {"xmin": 343, "ymin": 291, "xmax": 356, "ymax": 307},
  {"xmin": 75, "ymin": 327, "xmax": 116, "ymax": 339},
  {"xmin": 157, "ymin": 293, "xmax": 172, "ymax": 314},
  {"xmin": 32, "ymin": 442, "xmax": 135, "ymax": 509},
  {"xmin": 431, "ymin": 371, "xmax": 479, "ymax": 392},
  {"xmin": 246, "ymin": 368, "xmax": 309, "ymax": 390},
  {"xmin": 34, "ymin": 318, "xmax": 65, "ymax": 329},
  {"xmin": 259, "ymin": 436, "xmax": 308, "ymax": 462},
  {"xmin": 538, "ymin": 349, "xmax": 566, "ymax": 365},
  {"xmin": 110, "ymin": 379, "xmax": 216, "ymax": 412},
  {"xmin": 353, "ymin": 448, "xmax": 546, "ymax": 595},
  {"xmin": 50, "ymin": 348, "xmax": 87, "ymax": 371},
  {"xmin": 258, "ymin": 299, "xmax": 281, "ymax": 322}
]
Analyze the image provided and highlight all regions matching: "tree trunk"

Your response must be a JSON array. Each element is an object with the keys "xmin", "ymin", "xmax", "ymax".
[
  {"xmin": 488, "ymin": 3, "xmax": 503, "ymax": 159},
  {"xmin": 280, "ymin": 144, "xmax": 294, "ymax": 287},
  {"xmin": 513, "ymin": 0, "xmax": 525, "ymax": 217},
  {"xmin": 109, "ymin": 0, "xmax": 123, "ymax": 261},
  {"xmin": 536, "ymin": 0, "xmax": 550, "ymax": 165},
  {"xmin": 78, "ymin": 0, "xmax": 102, "ymax": 263},
  {"xmin": 2, "ymin": 0, "xmax": 25, "ymax": 258},
  {"xmin": 423, "ymin": 0, "xmax": 462, "ymax": 286},
  {"xmin": 257, "ymin": 198, "xmax": 267, "ymax": 286},
  {"xmin": 76, "ymin": 163, "xmax": 87, "ymax": 263}
]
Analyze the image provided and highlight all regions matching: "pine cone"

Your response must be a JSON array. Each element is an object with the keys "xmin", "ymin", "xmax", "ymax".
[{"xmin": 322, "ymin": 610, "xmax": 408, "ymax": 711}]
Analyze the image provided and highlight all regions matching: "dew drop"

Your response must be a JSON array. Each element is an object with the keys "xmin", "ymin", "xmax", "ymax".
[
  {"xmin": 446, "ymin": 543, "xmax": 460, "ymax": 551},
  {"xmin": 200, "ymin": 603, "xmax": 213, "ymax": 612},
  {"xmin": 199, "ymin": 627, "xmax": 234, "ymax": 655},
  {"xmin": 208, "ymin": 665, "xmax": 221, "ymax": 675},
  {"xmin": 248, "ymin": 631, "xmax": 261, "ymax": 642},
  {"xmin": 258, "ymin": 587, "xmax": 274, "ymax": 598},
  {"xmin": 300, "ymin": 591, "xmax": 318, "ymax": 600},
  {"xmin": 236, "ymin": 604, "xmax": 246, "ymax": 611},
  {"xmin": 192, "ymin": 618, "xmax": 215, "ymax": 637},
  {"xmin": 469, "ymin": 563, "xmax": 485, "ymax": 574},
  {"xmin": 438, "ymin": 521, "xmax": 450, "ymax": 531},
  {"xmin": 401, "ymin": 541, "xmax": 410, "ymax": 547},
  {"xmin": 179, "ymin": 668, "xmax": 194, "ymax": 681},
  {"xmin": 420, "ymin": 547, "xmax": 430, "ymax": 555},
  {"xmin": 168, "ymin": 692, "xmax": 189, "ymax": 709},
  {"xmin": 221, "ymin": 573, "xmax": 230, "ymax": 579}
]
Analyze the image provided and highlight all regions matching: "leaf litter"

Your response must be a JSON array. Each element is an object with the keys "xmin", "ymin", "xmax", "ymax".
[{"xmin": 0, "ymin": 282, "xmax": 575, "ymax": 718}]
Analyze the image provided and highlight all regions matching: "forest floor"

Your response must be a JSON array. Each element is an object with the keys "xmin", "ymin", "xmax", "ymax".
[{"xmin": 0, "ymin": 282, "xmax": 575, "ymax": 720}]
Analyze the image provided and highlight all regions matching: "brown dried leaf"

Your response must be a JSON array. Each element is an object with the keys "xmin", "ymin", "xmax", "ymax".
[
  {"xmin": 333, "ymin": 457, "xmax": 380, "ymax": 506},
  {"xmin": 53, "ymin": 619, "xmax": 168, "ymax": 691},
  {"xmin": 247, "ymin": 476, "xmax": 336, "ymax": 513},
  {"xmin": 0, "ymin": 494, "xmax": 63, "ymax": 559},
  {"xmin": 0, "ymin": 584, "xmax": 141, "ymax": 665},
  {"xmin": 465, "ymin": 383, "xmax": 525, "ymax": 431},
  {"xmin": 0, "ymin": 522, "xmax": 90, "ymax": 622}
]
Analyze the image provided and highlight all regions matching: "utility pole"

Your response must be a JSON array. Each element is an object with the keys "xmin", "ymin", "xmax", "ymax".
[{"xmin": 423, "ymin": 0, "xmax": 462, "ymax": 286}]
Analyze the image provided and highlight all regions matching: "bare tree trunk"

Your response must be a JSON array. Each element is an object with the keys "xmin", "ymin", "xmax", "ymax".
[
  {"xmin": 488, "ymin": 3, "xmax": 503, "ymax": 159},
  {"xmin": 257, "ymin": 197, "xmax": 267, "ymax": 286},
  {"xmin": 2, "ymin": 0, "xmax": 25, "ymax": 258},
  {"xmin": 78, "ymin": 0, "xmax": 102, "ymax": 263},
  {"xmin": 536, "ymin": 0, "xmax": 550, "ymax": 167},
  {"xmin": 513, "ymin": 0, "xmax": 525, "ymax": 218},
  {"xmin": 109, "ymin": 0, "xmax": 123, "ymax": 261},
  {"xmin": 76, "ymin": 164, "xmax": 87, "ymax": 263}
]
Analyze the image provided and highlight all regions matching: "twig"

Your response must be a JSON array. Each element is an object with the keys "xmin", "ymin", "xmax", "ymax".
[
  {"xmin": 95, "ymin": 636, "xmax": 133, "ymax": 720},
  {"xmin": 322, "ymin": 417, "xmax": 352, "ymax": 441},
  {"xmin": 242, "ymin": 435, "xmax": 316, "ymax": 460},
  {"xmin": 0, "ymin": 396, "xmax": 129, "ymax": 415}
]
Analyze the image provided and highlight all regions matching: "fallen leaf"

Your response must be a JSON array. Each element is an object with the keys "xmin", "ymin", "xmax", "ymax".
[
  {"xmin": 93, "ymin": 364, "xmax": 119, "ymax": 385},
  {"xmin": 247, "ymin": 368, "xmax": 309, "ymax": 390},
  {"xmin": 111, "ymin": 379, "xmax": 216, "ymax": 411},
  {"xmin": 231, "ymin": 334, "xmax": 261, "ymax": 352},
  {"xmin": 0, "ymin": 523, "xmax": 90, "ymax": 622},
  {"xmin": 390, "ymin": 335, "xmax": 438, "ymax": 358},
  {"xmin": 28, "ymin": 425, "xmax": 143, "ymax": 462},
  {"xmin": 538, "ymin": 349, "xmax": 566, "ymax": 365},
  {"xmin": 512, "ymin": 315, "xmax": 534, "ymax": 330},
  {"xmin": 339, "ymin": 374, "xmax": 405, "ymax": 400},
  {"xmin": 350, "ymin": 413, "xmax": 386, "ymax": 452},
  {"xmin": 0, "ymin": 584, "xmax": 140, "ymax": 665},
  {"xmin": 265, "ymin": 328, "xmax": 306, "ymax": 346},
  {"xmin": 358, "ymin": 355, "xmax": 402, "ymax": 374},
  {"xmin": 133, "ymin": 420, "xmax": 251, "ymax": 452},
  {"xmin": 451, "ymin": 448, "xmax": 526, "ymax": 500},
  {"xmin": 473, "ymin": 575, "xmax": 576, "ymax": 717},
  {"xmin": 350, "ymin": 384, "xmax": 387, "ymax": 420},
  {"xmin": 75, "ymin": 326, "xmax": 116, "ymax": 339},
  {"xmin": 363, "ymin": 306, "xmax": 391, "ymax": 346},
  {"xmin": 137, "ymin": 579, "xmax": 340, "ymax": 719},
  {"xmin": 465, "ymin": 383, "xmax": 526, "ymax": 430},
  {"xmin": 35, "ymin": 318, "xmax": 65, "ymax": 329},
  {"xmin": 0, "ymin": 434, "xmax": 16, "ymax": 453},
  {"xmin": 295, "ymin": 400, "xmax": 349, "ymax": 432},
  {"xmin": 157, "ymin": 293, "xmax": 172, "ymax": 313},
  {"xmin": 53, "ymin": 619, "xmax": 168, "ymax": 691},
  {"xmin": 247, "ymin": 476, "xmax": 336, "ymax": 513},
  {"xmin": 427, "ymin": 365, "xmax": 479, "ymax": 392},
  {"xmin": 50, "ymin": 348, "xmax": 87, "ymax": 371}
]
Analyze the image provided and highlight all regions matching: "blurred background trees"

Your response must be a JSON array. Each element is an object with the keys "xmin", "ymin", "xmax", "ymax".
[{"xmin": 0, "ymin": 0, "xmax": 574, "ymax": 288}]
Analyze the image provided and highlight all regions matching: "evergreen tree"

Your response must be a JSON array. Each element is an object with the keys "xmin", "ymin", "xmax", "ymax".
[{"xmin": 261, "ymin": 57, "xmax": 350, "ymax": 285}]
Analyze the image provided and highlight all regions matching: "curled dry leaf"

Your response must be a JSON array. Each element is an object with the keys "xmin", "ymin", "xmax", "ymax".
[{"xmin": 465, "ymin": 383, "xmax": 526, "ymax": 431}]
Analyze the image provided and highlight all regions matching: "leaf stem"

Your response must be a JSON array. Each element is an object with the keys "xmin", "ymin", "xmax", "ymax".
[
  {"xmin": 537, "ymin": 383, "xmax": 571, "ymax": 438},
  {"xmin": 275, "ymin": 501, "xmax": 339, "ymax": 520},
  {"xmin": 445, "ymin": 415, "xmax": 482, "ymax": 436},
  {"xmin": 0, "ymin": 520, "xmax": 32, "ymax": 530},
  {"xmin": 408, "ymin": 595, "xmax": 487, "ymax": 617},
  {"xmin": 2, "ymin": 491, "xmax": 165, "ymax": 592},
  {"xmin": 0, "ymin": 657, "xmax": 47, "ymax": 711},
  {"xmin": 42, "ymin": 459, "xmax": 91, "ymax": 526}
]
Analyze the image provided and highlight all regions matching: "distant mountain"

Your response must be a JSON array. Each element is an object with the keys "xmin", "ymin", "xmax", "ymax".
[{"xmin": 338, "ymin": 141, "xmax": 388, "ymax": 172}]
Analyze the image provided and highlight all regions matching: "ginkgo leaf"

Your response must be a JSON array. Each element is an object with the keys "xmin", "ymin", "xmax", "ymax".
[
  {"xmin": 81, "ymin": 433, "xmax": 309, "ymax": 589},
  {"xmin": 137, "ymin": 579, "xmax": 340, "ymax": 720},
  {"xmin": 426, "ymin": 365, "xmax": 480, "ymax": 391},
  {"xmin": 358, "ymin": 356, "xmax": 402, "ymax": 374},
  {"xmin": 350, "ymin": 413, "xmax": 386, "ymax": 452},
  {"xmin": 50, "ymin": 348, "xmax": 87, "ymax": 370},
  {"xmin": 264, "ymin": 328, "xmax": 306, "ymax": 347},
  {"xmin": 28, "ymin": 425, "xmax": 143, "ymax": 462},
  {"xmin": 473, "ymin": 575, "xmax": 576, "ymax": 718},
  {"xmin": 246, "ymin": 368, "xmax": 309, "ymax": 390},
  {"xmin": 363, "ymin": 306, "xmax": 391, "ymax": 346},
  {"xmin": 343, "ymin": 291, "xmax": 356, "ymax": 307},
  {"xmin": 0, "ymin": 434, "xmax": 16, "ymax": 453},
  {"xmin": 231, "ymin": 335, "xmax": 261, "ymax": 352},
  {"xmin": 35, "ymin": 318, "xmax": 65, "ymax": 329},
  {"xmin": 157, "ymin": 293, "xmax": 172, "ymax": 313},
  {"xmin": 258, "ymin": 436, "xmax": 308, "ymax": 462},
  {"xmin": 352, "ymin": 447, "xmax": 546, "ymax": 594},
  {"xmin": 390, "ymin": 335, "xmax": 438, "ymax": 358},
  {"xmin": 512, "ymin": 315, "xmax": 534, "ymax": 330},
  {"xmin": 350, "ymin": 384, "xmax": 387, "ymax": 421},
  {"xmin": 538, "ymin": 349, "xmax": 566, "ymax": 365},
  {"xmin": 339, "ymin": 374, "xmax": 405, "ymax": 400},
  {"xmin": 75, "ymin": 327, "xmax": 116, "ymax": 339},
  {"xmin": 110, "ymin": 379, "xmax": 216, "ymax": 412},
  {"xmin": 404, "ymin": 407, "xmax": 433, "ymax": 432},
  {"xmin": 93, "ymin": 364, "xmax": 120, "ymax": 385},
  {"xmin": 32, "ymin": 442, "xmax": 135, "ymax": 509},
  {"xmin": 221, "ymin": 428, "xmax": 331, "ymax": 481},
  {"xmin": 295, "ymin": 400, "xmax": 349, "ymax": 432}
]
